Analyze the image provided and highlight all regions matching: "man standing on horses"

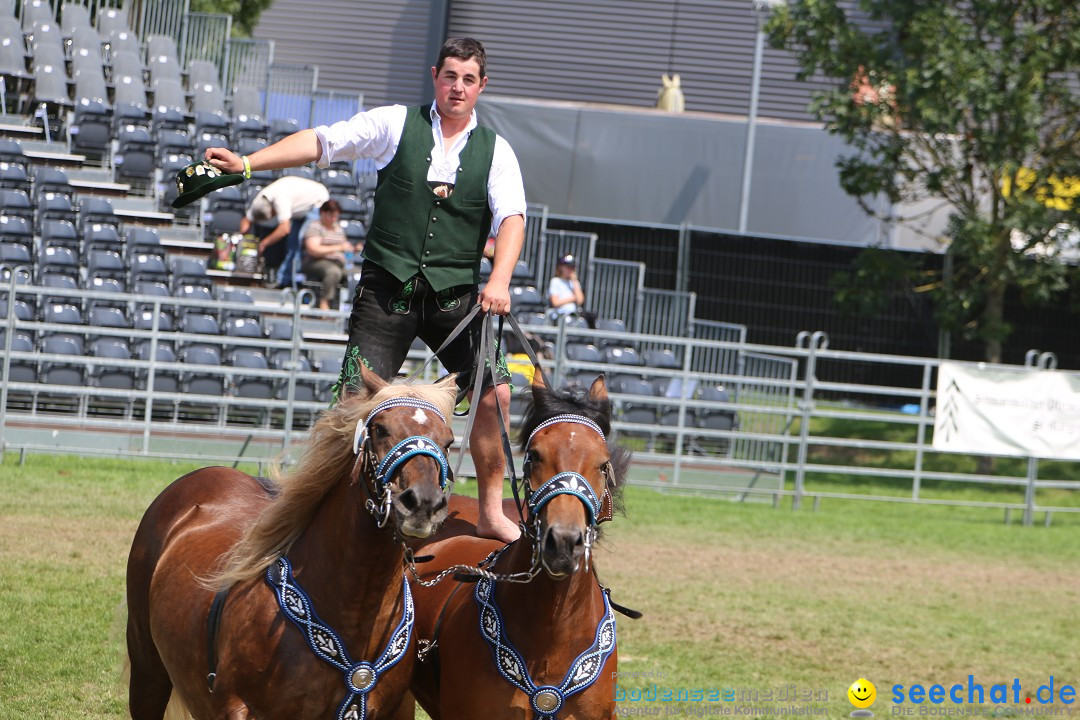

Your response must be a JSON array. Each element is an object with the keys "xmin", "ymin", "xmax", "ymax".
[{"xmin": 205, "ymin": 37, "xmax": 525, "ymax": 544}]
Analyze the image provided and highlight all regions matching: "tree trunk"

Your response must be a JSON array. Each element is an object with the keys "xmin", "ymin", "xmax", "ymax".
[{"xmin": 983, "ymin": 280, "xmax": 1005, "ymax": 364}]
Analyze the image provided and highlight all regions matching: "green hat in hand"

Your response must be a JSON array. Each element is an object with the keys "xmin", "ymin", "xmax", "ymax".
[{"xmin": 171, "ymin": 160, "xmax": 244, "ymax": 209}]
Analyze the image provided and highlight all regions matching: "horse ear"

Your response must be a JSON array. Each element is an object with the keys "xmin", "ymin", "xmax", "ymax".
[
  {"xmin": 357, "ymin": 361, "xmax": 388, "ymax": 397},
  {"xmin": 588, "ymin": 374, "xmax": 608, "ymax": 404},
  {"xmin": 435, "ymin": 372, "xmax": 458, "ymax": 391},
  {"xmin": 531, "ymin": 368, "xmax": 547, "ymax": 392}
]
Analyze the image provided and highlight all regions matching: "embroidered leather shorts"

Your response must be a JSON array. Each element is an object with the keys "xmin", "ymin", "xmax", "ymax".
[{"xmin": 331, "ymin": 263, "xmax": 509, "ymax": 404}]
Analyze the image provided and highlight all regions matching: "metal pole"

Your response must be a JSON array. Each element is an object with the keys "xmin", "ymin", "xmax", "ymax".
[
  {"xmin": 141, "ymin": 300, "xmax": 162, "ymax": 454},
  {"xmin": 675, "ymin": 222, "xmax": 691, "ymax": 292},
  {"xmin": 281, "ymin": 293, "xmax": 303, "ymax": 451},
  {"xmin": 737, "ymin": 18, "xmax": 765, "ymax": 234},
  {"xmin": 0, "ymin": 269, "xmax": 21, "ymax": 463},
  {"xmin": 553, "ymin": 314, "xmax": 568, "ymax": 388},
  {"xmin": 912, "ymin": 363, "xmax": 931, "ymax": 499},
  {"xmin": 793, "ymin": 330, "xmax": 827, "ymax": 510},
  {"xmin": 1023, "ymin": 456, "xmax": 1037, "ymax": 527},
  {"xmin": 671, "ymin": 336, "xmax": 694, "ymax": 486}
]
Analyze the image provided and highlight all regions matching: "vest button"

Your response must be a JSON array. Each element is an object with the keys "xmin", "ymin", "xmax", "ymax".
[
  {"xmin": 435, "ymin": 201, "xmax": 441, "ymax": 206},
  {"xmin": 432, "ymin": 217, "xmax": 437, "ymax": 222},
  {"xmin": 428, "ymin": 233, "xmax": 434, "ymax": 238},
  {"xmin": 421, "ymin": 263, "xmax": 427, "ymax": 268},
  {"xmin": 426, "ymin": 156, "xmax": 431, "ymax": 162},
  {"xmin": 425, "ymin": 251, "xmax": 430, "ymax": 255}
]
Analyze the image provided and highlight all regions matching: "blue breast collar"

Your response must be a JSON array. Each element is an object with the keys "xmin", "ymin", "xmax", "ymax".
[
  {"xmin": 474, "ymin": 548, "xmax": 617, "ymax": 719},
  {"xmin": 266, "ymin": 557, "xmax": 414, "ymax": 720}
]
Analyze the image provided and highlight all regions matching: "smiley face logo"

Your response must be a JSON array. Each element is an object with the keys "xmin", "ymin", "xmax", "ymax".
[{"xmin": 848, "ymin": 678, "xmax": 876, "ymax": 709}]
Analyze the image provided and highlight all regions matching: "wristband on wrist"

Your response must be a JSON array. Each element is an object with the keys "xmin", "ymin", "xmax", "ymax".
[{"xmin": 241, "ymin": 155, "xmax": 252, "ymax": 179}]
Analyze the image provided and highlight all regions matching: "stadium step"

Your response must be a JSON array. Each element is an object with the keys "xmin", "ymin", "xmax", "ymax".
[
  {"xmin": 0, "ymin": 114, "xmax": 44, "ymax": 139},
  {"xmin": 66, "ymin": 168, "xmax": 131, "ymax": 197},
  {"xmin": 111, "ymin": 195, "xmax": 176, "ymax": 226},
  {"xmin": 19, "ymin": 139, "xmax": 86, "ymax": 167}
]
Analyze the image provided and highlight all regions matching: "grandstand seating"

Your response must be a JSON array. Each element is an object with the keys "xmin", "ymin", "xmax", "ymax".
[{"xmin": 0, "ymin": 6, "xmax": 739, "ymax": 453}]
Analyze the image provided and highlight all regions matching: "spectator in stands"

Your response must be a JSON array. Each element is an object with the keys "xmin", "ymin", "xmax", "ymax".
[
  {"xmin": 240, "ymin": 176, "xmax": 329, "ymax": 288},
  {"xmin": 204, "ymin": 37, "xmax": 526, "ymax": 544},
  {"xmin": 301, "ymin": 199, "xmax": 355, "ymax": 311},
  {"xmin": 548, "ymin": 253, "xmax": 586, "ymax": 317}
]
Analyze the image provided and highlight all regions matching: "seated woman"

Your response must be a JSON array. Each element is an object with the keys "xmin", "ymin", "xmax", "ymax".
[{"xmin": 300, "ymin": 199, "xmax": 356, "ymax": 310}]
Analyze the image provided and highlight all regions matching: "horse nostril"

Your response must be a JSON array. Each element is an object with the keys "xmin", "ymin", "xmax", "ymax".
[
  {"xmin": 397, "ymin": 487, "xmax": 418, "ymax": 512},
  {"xmin": 544, "ymin": 529, "xmax": 559, "ymax": 555}
]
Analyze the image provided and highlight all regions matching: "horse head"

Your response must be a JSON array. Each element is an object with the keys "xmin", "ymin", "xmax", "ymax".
[
  {"xmin": 519, "ymin": 372, "xmax": 629, "ymax": 579},
  {"xmin": 349, "ymin": 362, "xmax": 457, "ymax": 539}
]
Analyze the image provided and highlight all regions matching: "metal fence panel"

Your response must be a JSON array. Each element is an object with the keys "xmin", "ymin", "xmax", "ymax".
[
  {"xmin": 691, "ymin": 318, "xmax": 747, "ymax": 377},
  {"xmin": 180, "ymin": 12, "xmax": 231, "ymax": 77},
  {"xmin": 535, "ymin": 229, "xmax": 595, "ymax": 293},
  {"xmin": 637, "ymin": 288, "xmax": 695, "ymax": 342},
  {"xmin": 520, "ymin": 203, "xmax": 547, "ymax": 280},
  {"xmin": 588, "ymin": 258, "xmax": 644, "ymax": 330},
  {"xmin": 309, "ymin": 90, "xmax": 363, "ymax": 130},
  {"xmin": 135, "ymin": 0, "xmax": 187, "ymax": 41},
  {"xmin": 730, "ymin": 351, "xmax": 798, "ymax": 469},
  {"xmin": 224, "ymin": 37, "xmax": 273, "ymax": 96},
  {"xmin": 265, "ymin": 63, "xmax": 318, "ymax": 125}
]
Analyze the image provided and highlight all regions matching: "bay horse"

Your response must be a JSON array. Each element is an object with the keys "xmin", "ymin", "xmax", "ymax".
[
  {"xmin": 405, "ymin": 372, "xmax": 633, "ymax": 720},
  {"xmin": 126, "ymin": 363, "xmax": 458, "ymax": 720}
]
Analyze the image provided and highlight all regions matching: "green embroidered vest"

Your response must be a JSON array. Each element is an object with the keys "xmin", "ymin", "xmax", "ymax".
[{"xmin": 364, "ymin": 105, "xmax": 495, "ymax": 291}]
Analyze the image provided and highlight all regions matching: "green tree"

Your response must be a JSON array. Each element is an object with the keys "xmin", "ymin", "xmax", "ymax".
[
  {"xmin": 768, "ymin": 0, "xmax": 1080, "ymax": 362},
  {"xmin": 189, "ymin": 0, "xmax": 273, "ymax": 37}
]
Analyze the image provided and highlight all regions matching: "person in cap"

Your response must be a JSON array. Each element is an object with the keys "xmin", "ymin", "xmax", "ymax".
[
  {"xmin": 203, "ymin": 37, "xmax": 526, "ymax": 543},
  {"xmin": 240, "ymin": 176, "xmax": 330, "ymax": 287},
  {"xmin": 548, "ymin": 254, "xmax": 585, "ymax": 317}
]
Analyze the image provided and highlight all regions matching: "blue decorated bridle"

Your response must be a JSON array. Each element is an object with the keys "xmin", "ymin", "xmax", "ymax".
[
  {"xmin": 351, "ymin": 396, "xmax": 452, "ymax": 527},
  {"xmin": 521, "ymin": 413, "xmax": 615, "ymax": 568}
]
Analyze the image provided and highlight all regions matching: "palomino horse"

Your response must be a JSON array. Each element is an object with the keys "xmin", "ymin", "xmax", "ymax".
[
  {"xmin": 126, "ymin": 363, "xmax": 458, "ymax": 720},
  {"xmin": 406, "ymin": 372, "xmax": 632, "ymax": 720}
]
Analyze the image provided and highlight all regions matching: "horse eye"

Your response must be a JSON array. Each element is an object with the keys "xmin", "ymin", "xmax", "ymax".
[{"xmin": 372, "ymin": 423, "xmax": 389, "ymax": 439}]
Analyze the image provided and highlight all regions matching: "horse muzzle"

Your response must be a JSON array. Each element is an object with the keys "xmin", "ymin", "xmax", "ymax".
[
  {"xmin": 540, "ymin": 522, "xmax": 585, "ymax": 578},
  {"xmin": 391, "ymin": 476, "xmax": 450, "ymax": 538}
]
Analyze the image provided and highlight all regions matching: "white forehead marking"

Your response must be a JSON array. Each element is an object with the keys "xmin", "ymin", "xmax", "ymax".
[
  {"xmin": 412, "ymin": 409, "xmax": 429, "ymax": 425},
  {"xmin": 569, "ymin": 431, "xmax": 576, "ymax": 442}
]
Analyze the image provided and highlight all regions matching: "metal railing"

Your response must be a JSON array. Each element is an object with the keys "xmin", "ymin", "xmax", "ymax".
[{"xmin": 3, "ymin": 275, "xmax": 1078, "ymax": 525}]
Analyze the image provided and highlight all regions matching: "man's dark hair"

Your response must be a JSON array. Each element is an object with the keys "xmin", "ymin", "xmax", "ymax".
[{"xmin": 436, "ymin": 37, "xmax": 487, "ymax": 78}]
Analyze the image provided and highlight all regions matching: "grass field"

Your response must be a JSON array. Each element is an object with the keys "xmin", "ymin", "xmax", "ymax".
[{"xmin": 1, "ymin": 453, "xmax": 1078, "ymax": 719}]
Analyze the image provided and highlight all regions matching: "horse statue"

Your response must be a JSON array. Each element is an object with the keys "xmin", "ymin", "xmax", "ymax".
[
  {"xmin": 404, "ymin": 372, "xmax": 633, "ymax": 720},
  {"xmin": 125, "ymin": 363, "xmax": 458, "ymax": 720},
  {"xmin": 656, "ymin": 73, "xmax": 685, "ymax": 113}
]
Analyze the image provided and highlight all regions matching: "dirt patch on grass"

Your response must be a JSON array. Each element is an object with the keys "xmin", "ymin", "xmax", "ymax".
[{"xmin": 0, "ymin": 514, "xmax": 137, "ymax": 575}]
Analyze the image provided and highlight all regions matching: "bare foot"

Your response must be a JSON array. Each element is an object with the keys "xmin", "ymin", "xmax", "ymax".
[{"xmin": 475, "ymin": 513, "xmax": 521, "ymax": 544}]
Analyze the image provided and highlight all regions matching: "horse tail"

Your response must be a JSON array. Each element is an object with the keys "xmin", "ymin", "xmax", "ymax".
[{"xmin": 163, "ymin": 692, "xmax": 194, "ymax": 720}]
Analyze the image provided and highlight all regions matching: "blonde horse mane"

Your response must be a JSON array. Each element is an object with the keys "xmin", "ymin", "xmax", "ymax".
[{"xmin": 207, "ymin": 376, "xmax": 457, "ymax": 589}]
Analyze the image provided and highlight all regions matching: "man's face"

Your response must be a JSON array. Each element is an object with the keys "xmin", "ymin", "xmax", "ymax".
[{"xmin": 431, "ymin": 56, "xmax": 486, "ymax": 122}]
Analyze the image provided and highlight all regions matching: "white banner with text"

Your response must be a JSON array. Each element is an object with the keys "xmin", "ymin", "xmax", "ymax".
[{"xmin": 934, "ymin": 363, "xmax": 1080, "ymax": 460}]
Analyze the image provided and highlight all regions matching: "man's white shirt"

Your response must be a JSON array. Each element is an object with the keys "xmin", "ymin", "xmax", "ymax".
[{"xmin": 315, "ymin": 103, "xmax": 526, "ymax": 237}]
